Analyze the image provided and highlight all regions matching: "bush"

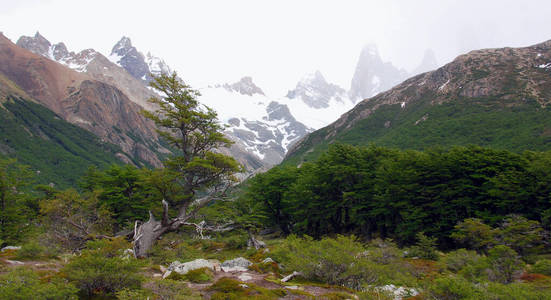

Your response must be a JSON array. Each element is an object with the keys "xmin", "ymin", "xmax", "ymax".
[
  {"xmin": 142, "ymin": 279, "xmax": 200, "ymax": 300},
  {"xmin": 487, "ymin": 245, "xmax": 525, "ymax": 284},
  {"xmin": 427, "ymin": 275, "xmax": 481, "ymax": 300},
  {"xmin": 408, "ymin": 232, "xmax": 439, "ymax": 260},
  {"xmin": 62, "ymin": 239, "xmax": 144, "ymax": 297},
  {"xmin": 442, "ymin": 249, "xmax": 481, "ymax": 273},
  {"xmin": 272, "ymin": 235, "xmax": 415, "ymax": 290},
  {"xmin": 185, "ymin": 267, "xmax": 213, "ymax": 283},
  {"xmin": 0, "ymin": 267, "xmax": 78, "ymax": 300},
  {"xmin": 15, "ymin": 241, "xmax": 47, "ymax": 260},
  {"xmin": 532, "ymin": 259, "xmax": 551, "ymax": 276}
]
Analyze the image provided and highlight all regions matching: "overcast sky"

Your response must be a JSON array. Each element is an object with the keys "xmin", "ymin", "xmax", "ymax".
[{"xmin": 2, "ymin": 0, "xmax": 551, "ymax": 95}]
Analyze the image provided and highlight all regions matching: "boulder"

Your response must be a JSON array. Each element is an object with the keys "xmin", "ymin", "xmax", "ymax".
[
  {"xmin": 376, "ymin": 284, "xmax": 418, "ymax": 300},
  {"xmin": 1, "ymin": 246, "xmax": 21, "ymax": 252},
  {"xmin": 164, "ymin": 258, "xmax": 219, "ymax": 278},
  {"xmin": 262, "ymin": 257, "xmax": 275, "ymax": 264},
  {"xmin": 221, "ymin": 257, "xmax": 253, "ymax": 272}
]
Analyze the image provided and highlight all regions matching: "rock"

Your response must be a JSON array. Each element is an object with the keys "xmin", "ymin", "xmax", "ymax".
[
  {"xmin": 5, "ymin": 260, "xmax": 24, "ymax": 265},
  {"xmin": 238, "ymin": 273, "xmax": 253, "ymax": 282},
  {"xmin": 262, "ymin": 257, "xmax": 275, "ymax": 264},
  {"xmin": 285, "ymin": 285, "xmax": 300, "ymax": 290},
  {"xmin": 121, "ymin": 248, "xmax": 134, "ymax": 259},
  {"xmin": 165, "ymin": 258, "xmax": 217, "ymax": 278},
  {"xmin": 1, "ymin": 246, "xmax": 21, "ymax": 252},
  {"xmin": 376, "ymin": 284, "xmax": 419, "ymax": 300},
  {"xmin": 281, "ymin": 271, "xmax": 302, "ymax": 282},
  {"xmin": 221, "ymin": 257, "xmax": 253, "ymax": 272},
  {"xmin": 159, "ymin": 265, "xmax": 167, "ymax": 273},
  {"xmin": 239, "ymin": 284, "xmax": 249, "ymax": 288}
]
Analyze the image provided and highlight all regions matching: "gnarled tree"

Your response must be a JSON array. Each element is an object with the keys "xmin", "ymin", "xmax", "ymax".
[{"xmin": 133, "ymin": 72, "xmax": 241, "ymax": 258}]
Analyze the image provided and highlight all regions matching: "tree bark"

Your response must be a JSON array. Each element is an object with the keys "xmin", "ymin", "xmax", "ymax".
[{"xmin": 132, "ymin": 196, "xmax": 233, "ymax": 258}]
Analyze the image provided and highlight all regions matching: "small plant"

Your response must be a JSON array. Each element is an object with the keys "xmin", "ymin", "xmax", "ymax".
[
  {"xmin": 441, "ymin": 248, "xmax": 481, "ymax": 273},
  {"xmin": 184, "ymin": 267, "xmax": 213, "ymax": 283},
  {"xmin": 0, "ymin": 267, "xmax": 78, "ymax": 300},
  {"xmin": 15, "ymin": 241, "xmax": 46, "ymax": 260},
  {"xmin": 407, "ymin": 232, "xmax": 439, "ymax": 260},
  {"xmin": 532, "ymin": 259, "xmax": 551, "ymax": 276},
  {"xmin": 487, "ymin": 245, "xmax": 525, "ymax": 284}
]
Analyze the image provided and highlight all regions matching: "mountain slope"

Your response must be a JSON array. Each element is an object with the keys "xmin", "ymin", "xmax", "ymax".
[
  {"xmin": 0, "ymin": 95, "xmax": 125, "ymax": 187},
  {"xmin": 1, "ymin": 33, "xmax": 166, "ymax": 167},
  {"xmin": 285, "ymin": 40, "xmax": 551, "ymax": 164}
]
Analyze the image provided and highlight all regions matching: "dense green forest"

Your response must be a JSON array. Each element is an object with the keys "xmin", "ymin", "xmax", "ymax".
[
  {"xmin": 0, "ymin": 97, "xmax": 127, "ymax": 187},
  {"xmin": 285, "ymin": 96, "xmax": 551, "ymax": 165},
  {"xmin": 247, "ymin": 144, "xmax": 551, "ymax": 247}
]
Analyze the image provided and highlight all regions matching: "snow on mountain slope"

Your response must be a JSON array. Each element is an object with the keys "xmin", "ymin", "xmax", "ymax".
[
  {"xmin": 17, "ymin": 32, "xmax": 98, "ymax": 73},
  {"xmin": 109, "ymin": 36, "xmax": 171, "ymax": 83},
  {"xmin": 198, "ymin": 73, "xmax": 358, "ymax": 165},
  {"xmin": 199, "ymin": 80, "xmax": 311, "ymax": 166}
]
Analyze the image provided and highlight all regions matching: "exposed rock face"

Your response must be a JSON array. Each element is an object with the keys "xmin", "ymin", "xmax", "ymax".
[
  {"xmin": 286, "ymin": 71, "xmax": 349, "ymax": 109},
  {"xmin": 222, "ymin": 76, "xmax": 265, "ymax": 96},
  {"xmin": 1, "ymin": 33, "xmax": 164, "ymax": 167},
  {"xmin": 110, "ymin": 37, "xmax": 149, "ymax": 81},
  {"xmin": 15, "ymin": 32, "xmax": 51, "ymax": 56},
  {"xmin": 16, "ymin": 32, "xmax": 156, "ymax": 110},
  {"xmin": 109, "ymin": 36, "xmax": 172, "ymax": 83},
  {"xmin": 225, "ymin": 101, "xmax": 310, "ymax": 166},
  {"xmin": 221, "ymin": 257, "xmax": 253, "ymax": 272},
  {"xmin": 349, "ymin": 44, "xmax": 408, "ymax": 102}
]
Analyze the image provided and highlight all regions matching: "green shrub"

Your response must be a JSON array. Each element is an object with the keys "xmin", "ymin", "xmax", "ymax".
[
  {"xmin": 487, "ymin": 245, "xmax": 525, "ymax": 284},
  {"xmin": 408, "ymin": 232, "xmax": 439, "ymax": 260},
  {"xmin": 15, "ymin": 241, "xmax": 47, "ymax": 260},
  {"xmin": 427, "ymin": 275, "xmax": 481, "ymax": 300},
  {"xmin": 184, "ymin": 267, "xmax": 213, "ymax": 283},
  {"xmin": 142, "ymin": 279, "xmax": 200, "ymax": 300},
  {"xmin": 272, "ymin": 235, "xmax": 415, "ymax": 290},
  {"xmin": 62, "ymin": 239, "xmax": 144, "ymax": 297},
  {"xmin": 0, "ymin": 267, "xmax": 78, "ymax": 300},
  {"xmin": 532, "ymin": 259, "xmax": 551, "ymax": 276},
  {"xmin": 483, "ymin": 282, "xmax": 551, "ymax": 299},
  {"xmin": 208, "ymin": 277, "xmax": 286, "ymax": 300},
  {"xmin": 442, "ymin": 248, "xmax": 481, "ymax": 273},
  {"xmin": 220, "ymin": 233, "xmax": 248, "ymax": 250}
]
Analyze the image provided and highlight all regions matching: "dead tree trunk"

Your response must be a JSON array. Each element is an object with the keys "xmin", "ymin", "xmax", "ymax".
[{"xmin": 133, "ymin": 198, "xmax": 234, "ymax": 258}]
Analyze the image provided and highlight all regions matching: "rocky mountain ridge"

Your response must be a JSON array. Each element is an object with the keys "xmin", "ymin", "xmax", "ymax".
[{"xmin": 285, "ymin": 39, "xmax": 551, "ymax": 164}]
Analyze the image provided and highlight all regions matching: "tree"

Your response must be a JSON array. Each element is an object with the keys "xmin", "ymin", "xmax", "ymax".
[
  {"xmin": 0, "ymin": 158, "xmax": 34, "ymax": 244},
  {"xmin": 40, "ymin": 189, "xmax": 113, "ymax": 251},
  {"xmin": 133, "ymin": 72, "xmax": 242, "ymax": 257}
]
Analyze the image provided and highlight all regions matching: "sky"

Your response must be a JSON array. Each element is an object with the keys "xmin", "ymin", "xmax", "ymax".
[{"xmin": 2, "ymin": 0, "xmax": 551, "ymax": 96}]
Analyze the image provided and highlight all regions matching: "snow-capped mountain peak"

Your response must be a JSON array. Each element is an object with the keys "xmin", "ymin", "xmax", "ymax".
[
  {"xmin": 16, "ymin": 33, "xmax": 97, "ymax": 73},
  {"xmin": 349, "ymin": 43, "xmax": 409, "ymax": 101},
  {"xmin": 109, "ymin": 36, "xmax": 171, "ymax": 82},
  {"xmin": 286, "ymin": 70, "xmax": 348, "ymax": 109},
  {"xmin": 217, "ymin": 76, "xmax": 265, "ymax": 96}
]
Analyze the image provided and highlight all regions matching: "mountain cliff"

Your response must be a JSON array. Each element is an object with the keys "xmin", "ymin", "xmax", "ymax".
[
  {"xmin": 286, "ymin": 40, "xmax": 551, "ymax": 164},
  {"xmin": 2, "ymin": 33, "xmax": 166, "ymax": 167}
]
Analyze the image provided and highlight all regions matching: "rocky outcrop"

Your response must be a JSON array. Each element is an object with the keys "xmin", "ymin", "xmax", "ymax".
[
  {"xmin": 109, "ymin": 36, "xmax": 172, "ymax": 84},
  {"xmin": 164, "ymin": 259, "xmax": 220, "ymax": 278},
  {"xmin": 221, "ymin": 257, "xmax": 253, "ymax": 272}
]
